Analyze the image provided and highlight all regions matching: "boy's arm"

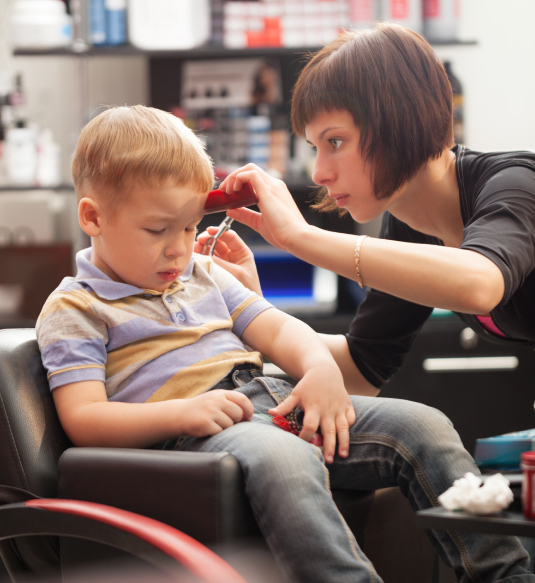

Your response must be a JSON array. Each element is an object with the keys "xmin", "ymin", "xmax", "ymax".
[
  {"xmin": 53, "ymin": 379, "xmax": 254, "ymax": 448},
  {"xmin": 241, "ymin": 308, "xmax": 356, "ymax": 464}
]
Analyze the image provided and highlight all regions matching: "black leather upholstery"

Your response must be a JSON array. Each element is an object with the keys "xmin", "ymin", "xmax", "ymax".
[
  {"xmin": 0, "ymin": 328, "xmax": 442, "ymax": 582},
  {"xmin": 59, "ymin": 448, "xmax": 260, "ymax": 546},
  {"xmin": 0, "ymin": 329, "xmax": 71, "ymax": 498}
]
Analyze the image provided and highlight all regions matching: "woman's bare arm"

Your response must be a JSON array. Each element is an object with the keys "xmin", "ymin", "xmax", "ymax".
[
  {"xmin": 318, "ymin": 333, "xmax": 379, "ymax": 396},
  {"xmin": 222, "ymin": 166, "xmax": 504, "ymax": 316}
]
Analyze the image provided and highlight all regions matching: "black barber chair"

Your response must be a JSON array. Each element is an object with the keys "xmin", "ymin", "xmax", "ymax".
[{"xmin": 0, "ymin": 329, "xmax": 444, "ymax": 583}]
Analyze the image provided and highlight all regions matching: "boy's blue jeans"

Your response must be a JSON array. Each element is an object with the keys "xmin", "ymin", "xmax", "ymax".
[{"xmin": 166, "ymin": 369, "xmax": 533, "ymax": 583}]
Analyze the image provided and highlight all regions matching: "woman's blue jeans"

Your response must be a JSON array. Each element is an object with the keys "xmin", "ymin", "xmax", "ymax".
[{"xmin": 174, "ymin": 370, "xmax": 534, "ymax": 583}]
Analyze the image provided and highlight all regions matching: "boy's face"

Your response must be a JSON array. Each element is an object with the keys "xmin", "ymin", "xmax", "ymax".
[{"xmin": 90, "ymin": 184, "xmax": 205, "ymax": 292}]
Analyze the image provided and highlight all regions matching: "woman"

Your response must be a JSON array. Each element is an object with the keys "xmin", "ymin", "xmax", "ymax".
[
  {"xmin": 195, "ymin": 22, "xmax": 535, "ymax": 580},
  {"xmin": 197, "ymin": 22, "xmax": 535, "ymax": 400}
]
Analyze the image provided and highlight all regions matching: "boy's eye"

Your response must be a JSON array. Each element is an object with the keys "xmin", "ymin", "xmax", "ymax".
[
  {"xmin": 186, "ymin": 226, "xmax": 199, "ymax": 234},
  {"xmin": 145, "ymin": 228, "xmax": 165, "ymax": 235}
]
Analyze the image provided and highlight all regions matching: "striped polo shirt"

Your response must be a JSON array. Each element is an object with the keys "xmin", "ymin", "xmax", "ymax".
[{"xmin": 36, "ymin": 248, "xmax": 273, "ymax": 402}]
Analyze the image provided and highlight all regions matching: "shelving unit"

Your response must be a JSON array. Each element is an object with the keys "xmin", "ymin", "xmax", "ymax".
[
  {"xmin": 5, "ymin": 34, "xmax": 476, "ymax": 328},
  {"xmin": 13, "ymin": 39, "xmax": 475, "ymax": 58}
]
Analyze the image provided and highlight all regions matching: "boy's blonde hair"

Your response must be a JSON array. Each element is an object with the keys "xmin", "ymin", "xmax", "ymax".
[{"xmin": 72, "ymin": 105, "xmax": 214, "ymax": 208}]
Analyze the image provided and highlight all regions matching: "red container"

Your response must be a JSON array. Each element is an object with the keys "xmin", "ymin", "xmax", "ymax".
[
  {"xmin": 204, "ymin": 182, "xmax": 258, "ymax": 215},
  {"xmin": 521, "ymin": 451, "xmax": 535, "ymax": 518}
]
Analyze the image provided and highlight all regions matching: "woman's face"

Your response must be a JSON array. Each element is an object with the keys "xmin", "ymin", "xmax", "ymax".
[{"xmin": 305, "ymin": 109, "xmax": 399, "ymax": 223}]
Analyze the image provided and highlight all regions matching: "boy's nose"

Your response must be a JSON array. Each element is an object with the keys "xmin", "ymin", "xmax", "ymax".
[{"xmin": 165, "ymin": 235, "xmax": 187, "ymax": 258}]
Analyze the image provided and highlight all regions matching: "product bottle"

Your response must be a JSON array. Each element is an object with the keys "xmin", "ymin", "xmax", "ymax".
[
  {"xmin": 0, "ymin": 113, "xmax": 6, "ymax": 187},
  {"xmin": 379, "ymin": 0, "xmax": 423, "ymax": 34},
  {"xmin": 9, "ymin": 0, "xmax": 73, "ymax": 49},
  {"xmin": 90, "ymin": 0, "xmax": 107, "ymax": 45},
  {"xmin": 36, "ymin": 129, "xmax": 61, "ymax": 187},
  {"xmin": 105, "ymin": 0, "xmax": 127, "ymax": 45},
  {"xmin": 348, "ymin": 0, "xmax": 377, "ymax": 28},
  {"xmin": 247, "ymin": 116, "xmax": 271, "ymax": 170},
  {"xmin": 423, "ymin": 0, "xmax": 459, "ymax": 42},
  {"xmin": 4, "ymin": 121, "xmax": 37, "ymax": 186},
  {"xmin": 444, "ymin": 61, "xmax": 464, "ymax": 144}
]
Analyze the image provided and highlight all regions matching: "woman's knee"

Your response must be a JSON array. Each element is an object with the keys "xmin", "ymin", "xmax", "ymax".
[{"xmin": 353, "ymin": 396, "xmax": 458, "ymax": 445}]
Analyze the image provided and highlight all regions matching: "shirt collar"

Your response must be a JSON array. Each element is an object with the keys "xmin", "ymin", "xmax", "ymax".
[{"xmin": 75, "ymin": 248, "xmax": 193, "ymax": 300}]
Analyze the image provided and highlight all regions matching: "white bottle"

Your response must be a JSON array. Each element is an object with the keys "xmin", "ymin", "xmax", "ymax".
[
  {"xmin": 379, "ymin": 0, "xmax": 423, "ymax": 35},
  {"xmin": 36, "ymin": 129, "xmax": 61, "ymax": 187},
  {"xmin": 423, "ymin": 0, "xmax": 459, "ymax": 41},
  {"xmin": 4, "ymin": 125, "xmax": 37, "ymax": 186},
  {"xmin": 128, "ymin": 0, "xmax": 211, "ymax": 50},
  {"xmin": 9, "ymin": 0, "xmax": 73, "ymax": 49}
]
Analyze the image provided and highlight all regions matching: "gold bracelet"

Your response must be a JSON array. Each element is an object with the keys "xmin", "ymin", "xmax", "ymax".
[{"xmin": 354, "ymin": 235, "xmax": 368, "ymax": 288}]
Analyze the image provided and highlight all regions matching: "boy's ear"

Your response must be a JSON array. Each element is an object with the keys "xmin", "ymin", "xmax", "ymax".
[{"xmin": 78, "ymin": 197, "xmax": 103, "ymax": 237}]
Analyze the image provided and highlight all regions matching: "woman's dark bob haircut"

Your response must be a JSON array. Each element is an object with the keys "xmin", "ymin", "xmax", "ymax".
[{"xmin": 291, "ymin": 22, "xmax": 454, "ymax": 212}]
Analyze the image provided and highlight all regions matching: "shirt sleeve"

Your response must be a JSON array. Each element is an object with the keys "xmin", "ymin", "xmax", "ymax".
[
  {"xmin": 345, "ymin": 213, "xmax": 434, "ymax": 388},
  {"xmin": 459, "ymin": 166, "xmax": 535, "ymax": 305},
  {"xmin": 204, "ymin": 258, "xmax": 274, "ymax": 338},
  {"xmin": 36, "ymin": 289, "xmax": 108, "ymax": 390}
]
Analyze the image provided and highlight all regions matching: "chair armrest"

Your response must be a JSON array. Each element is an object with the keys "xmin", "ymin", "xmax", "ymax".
[{"xmin": 58, "ymin": 448, "xmax": 260, "ymax": 546}]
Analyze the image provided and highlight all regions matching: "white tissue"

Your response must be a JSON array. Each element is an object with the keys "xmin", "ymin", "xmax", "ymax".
[{"xmin": 438, "ymin": 472, "xmax": 514, "ymax": 515}]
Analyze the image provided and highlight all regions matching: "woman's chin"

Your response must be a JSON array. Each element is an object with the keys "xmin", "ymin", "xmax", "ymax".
[{"xmin": 347, "ymin": 208, "xmax": 379, "ymax": 224}]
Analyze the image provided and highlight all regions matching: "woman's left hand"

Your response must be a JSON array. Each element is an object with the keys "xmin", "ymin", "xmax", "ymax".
[{"xmin": 195, "ymin": 226, "xmax": 263, "ymax": 295}]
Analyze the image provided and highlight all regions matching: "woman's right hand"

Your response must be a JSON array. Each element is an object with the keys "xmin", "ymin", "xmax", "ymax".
[{"xmin": 220, "ymin": 164, "xmax": 310, "ymax": 253}]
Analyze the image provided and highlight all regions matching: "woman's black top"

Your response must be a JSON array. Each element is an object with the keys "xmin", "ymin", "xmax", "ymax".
[{"xmin": 346, "ymin": 145, "xmax": 535, "ymax": 388}]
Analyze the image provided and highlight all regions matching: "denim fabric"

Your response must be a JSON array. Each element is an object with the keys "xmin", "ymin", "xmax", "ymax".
[{"xmin": 174, "ymin": 370, "xmax": 534, "ymax": 583}]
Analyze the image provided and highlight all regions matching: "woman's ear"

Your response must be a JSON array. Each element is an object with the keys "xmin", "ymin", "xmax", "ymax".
[{"xmin": 78, "ymin": 197, "xmax": 102, "ymax": 237}]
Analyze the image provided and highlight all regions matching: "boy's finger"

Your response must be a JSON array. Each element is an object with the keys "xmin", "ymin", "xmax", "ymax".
[
  {"xmin": 268, "ymin": 394, "xmax": 298, "ymax": 418},
  {"xmin": 321, "ymin": 420, "xmax": 337, "ymax": 463},
  {"xmin": 346, "ymin": 406, "xmax": 357, "ymax": 428},
  {"xmin": 226, "ymin": 391, "xmax": 254, "ymax": 420},
  {"xmin": 222, "ymin": 400, "xmax": 251, "ymax": 424},
  {"xmin": 299, "ymin": 410, "xmax": 320, "ymax": 445},
  {"xmin": 336, "ymin": 414, "xmax": 350, "ymax": 458}
]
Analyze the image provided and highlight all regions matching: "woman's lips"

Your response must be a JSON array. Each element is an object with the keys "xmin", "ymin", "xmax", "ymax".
[
  {"xmin": 333, "ymin": 194, "xmax": 349, "ymax": 207},
  {"xmin": 158, "ymin": 270, "xmax": 179, "ymax": 282}
]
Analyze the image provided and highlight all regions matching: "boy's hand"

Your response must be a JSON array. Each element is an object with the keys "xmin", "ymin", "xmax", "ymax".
[
  {"xmin": 178, "ymin": 390, "xmax": 254, "ymax": 437},
  {"xmin": 195, "ymin": 227, "xmax": 263, "ymax": 295},
  {"xmin": 268, "ymin": 365, "xmax": 356, "ymax": 464}
]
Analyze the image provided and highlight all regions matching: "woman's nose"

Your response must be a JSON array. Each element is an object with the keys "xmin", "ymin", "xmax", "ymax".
[{"xmin": 312, "ymin": 153, "xmax": 335, "ymax": 186}]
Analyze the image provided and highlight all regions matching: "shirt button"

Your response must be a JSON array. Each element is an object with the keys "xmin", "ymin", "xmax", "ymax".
[{"xmin": 177, "ymin": 313, "xmax": 185, "ymax": 321}]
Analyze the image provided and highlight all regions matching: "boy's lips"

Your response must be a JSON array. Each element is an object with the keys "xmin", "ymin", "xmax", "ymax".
[{"xmin": 158, "ymin": 270, "xmax": 180, "ymax": 282}]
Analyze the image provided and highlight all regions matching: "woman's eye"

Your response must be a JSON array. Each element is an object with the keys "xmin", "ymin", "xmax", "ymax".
[
  {"xmin": 309, "ymin": 145, "xmax": 317, "ymax": 152},
  {"xmin": 146, "ymin": 228, "xmax": 165, "ymax": 235},
  {"xmin": 329, "ymin": 139, "xmax": 343, "ymax": 150},
  {"xmin": 186, "ymin": 227, "xmax": 198, "ymax": 234}
]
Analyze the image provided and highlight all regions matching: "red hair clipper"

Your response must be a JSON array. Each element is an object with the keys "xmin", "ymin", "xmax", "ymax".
[{"xmin": 204, "ymin": 182, "xmax": 258, "ymax": 215}]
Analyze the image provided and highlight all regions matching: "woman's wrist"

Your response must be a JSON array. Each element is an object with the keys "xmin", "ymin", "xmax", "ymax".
[
  {"xmin": 353, "ymin": 235, "xmax": 369, "ymax": 288},
  {"xmin": 284, "ymin": 222, "xmax": 318, "ymax": 256}
]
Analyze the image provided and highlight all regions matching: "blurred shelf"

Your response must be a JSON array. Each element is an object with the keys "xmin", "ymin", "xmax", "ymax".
[
  {"xmin": 0, "ymin": 317, "xmax": 36, "ymax": 330},
  {"xmin": 13, "ymin": 40, "xmax": 477, "ymax": 58},
  {"xmin": 0, "ymin": 182, "xmax": 312, "ymax": 192},
  {"xmin": 0, "ymin": 185, "xmax": 74, "ymax": 192}
]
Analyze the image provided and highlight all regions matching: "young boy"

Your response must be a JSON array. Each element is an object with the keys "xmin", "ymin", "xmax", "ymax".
[{"xmin": 36, "ymin": 106, "xmax": 533, "ymax": 583}]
